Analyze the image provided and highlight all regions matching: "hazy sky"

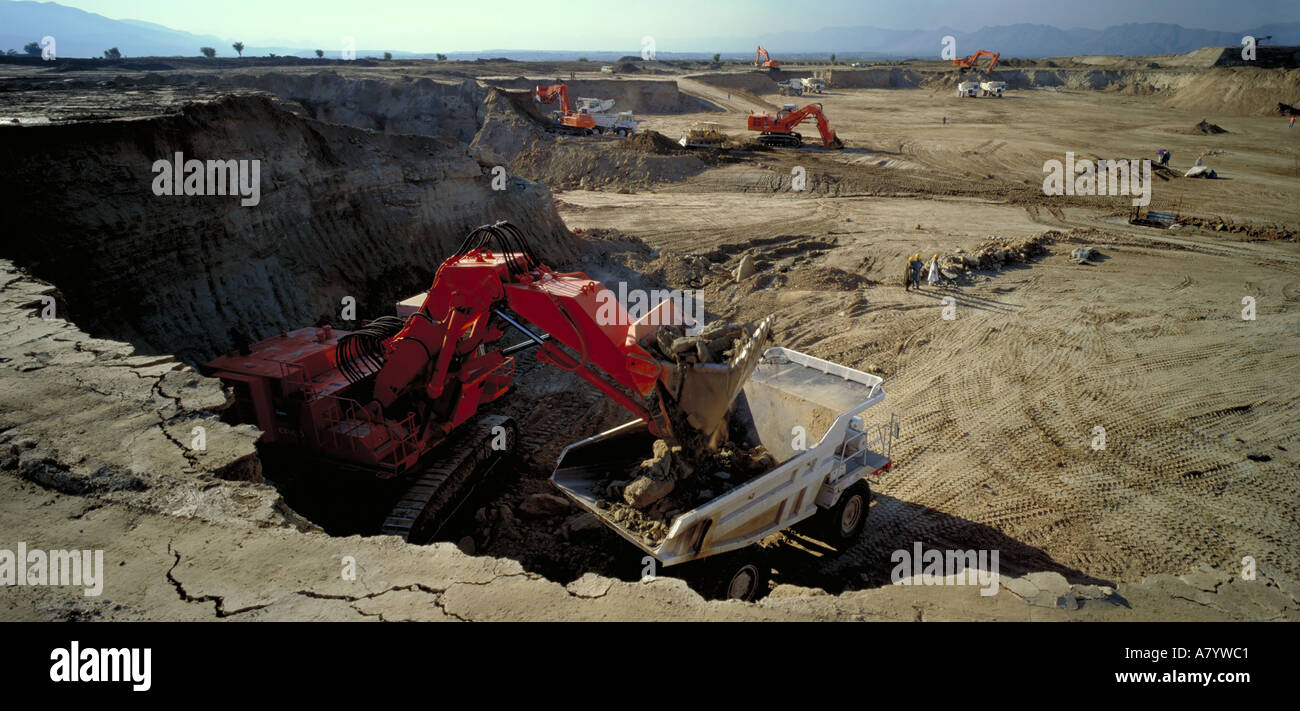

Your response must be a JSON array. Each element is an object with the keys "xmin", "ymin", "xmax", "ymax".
[{"xmin": 51, "ymin": 0, "xmax": 1300, "ymax": 52}]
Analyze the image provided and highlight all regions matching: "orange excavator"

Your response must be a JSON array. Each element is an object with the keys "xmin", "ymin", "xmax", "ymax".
[
  {"xmin": 953, "ymin": 49, "xmax": 999, "ymax": 75},
  {"xmin": 203, "ymin": 221, "xmax": 769, "ymax": 543},
  {"xmin": 747, "ymin": 103, "xmax": 843, "ymax": 149},
  {"xmin": 534, "ymin": 83, "xmax": 596, "ymax": 134},
  {"xmin": 755, "ymin": 46, "xmax": 780, "ymax": 70}
]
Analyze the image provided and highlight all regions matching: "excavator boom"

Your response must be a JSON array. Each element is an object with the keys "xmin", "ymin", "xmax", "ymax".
[
  {"xmin": 535, "ymin": 83, "xmax": 596, "ymax": 130},
  {"xmin": 953, "ymin": 49, "xmax": 999, "ymax": 74},
  {"xmin": 205, "ymin": 221, "xmax": 768, "ymax": 478}
]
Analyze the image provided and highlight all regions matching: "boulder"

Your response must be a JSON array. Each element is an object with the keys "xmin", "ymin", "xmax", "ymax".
[{"xmin": 733, "ymin": 254, "xmax": 757, "ymax": 280}]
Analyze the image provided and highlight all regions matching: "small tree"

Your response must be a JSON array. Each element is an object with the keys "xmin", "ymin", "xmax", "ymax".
[
  {"xmin": 578, "ymin": 57, "xmax": 588, "ymax": 62},
  {"xmin": 830, "ymin": 53, "xmax": 836, "ymax": 64},
  {"xmin": 200, "ymin": 46, "xmax": 216, "ymax": 58},
  {"xmin": 436, "ymin": 53, "xmax": 446, "ymax": 61},
  {"xmin": 315, "ymin": 49, "xmax": 324, "ymax": 58},
  {"xmin": 103, "ymin": 47, "xmax": 121, "ymax": 59},
  {"xmin": 383, "ymin": 51, "xmax": 392, "ymax": 60},
  {"xmin": 232, "ymin": 41, "xmax": 244, "ymax": 57},
  {"xmin": 24, "ymin": 41, "xmax": 41, "ymax": 56},
  {"xmin": 712, "ymin": 53, "xmax": 720, "ymax": 64}
]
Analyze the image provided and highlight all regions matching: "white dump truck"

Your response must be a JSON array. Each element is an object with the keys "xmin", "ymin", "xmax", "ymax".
[
  {"xmin": 777, "ymin": 79, "xmax": 804, "ymax": 96},
  {"xmin": 801, "ymin": 77, "xmax": 827, "ymax": 93},
  {"xmin": 573, "ymin": 97, "xmax": 639, "ymax": 136},
  {"xmin": 552, "ymin": 346, "xmax": 897, "ymax": 601},
  {"xmin": 957, "ymin": 81, "xmax": 980, "ymax": 97},
  {"xmin": 589, "ymin": 110, "xmax": 638, "ymax": 136},
  {"xmin": 980, "ymin": 81, "xmax": 1006, "ymax": 97},
  {"xmin": 575, "ymin": 97, "xmax": 616, "ymax": 114}
]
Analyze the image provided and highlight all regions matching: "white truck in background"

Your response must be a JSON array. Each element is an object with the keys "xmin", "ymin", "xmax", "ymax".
[
  {"xmin": 777, "ymin": 79, "xmax": 804, "ymax": 96},
  {"xmin": 575, "ymin": 97, "xmax": 616, "ymax": 113},
  {"xmin": 957, "ymin": 81, "xmax": 980, "ymax": 97},
  {"xmin": 980, "ymin": 81, "xmax": 1006, "ymax": 97},
  {"xmin": 574, "ymin": 97, "xmax": 639, "ymax": 136},
  {"xmin": 801, "ymin": 77, "xmax": 827, "ymax": 93}
]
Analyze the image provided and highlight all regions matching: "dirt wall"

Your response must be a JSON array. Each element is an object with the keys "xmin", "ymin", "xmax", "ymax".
[
  {"xmin": 0, "ymin": 94, "xmax": 577, "ymax": 362},
  {"xmin": 486, "ymin": 76, "xmax": 715, "ymax": 114}
]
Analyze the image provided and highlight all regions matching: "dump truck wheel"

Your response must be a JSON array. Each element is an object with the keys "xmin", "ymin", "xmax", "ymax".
[
  {"xmin": 615, "ymin": 128, "xmax": 628, "ymax": 137},
  {"xmin": 823, "ymin": 480, "xmax": 870, "ymax": 545},
  {"xmin": 693, "ymin": 550, "xmax": 769, "ymax": 601}
]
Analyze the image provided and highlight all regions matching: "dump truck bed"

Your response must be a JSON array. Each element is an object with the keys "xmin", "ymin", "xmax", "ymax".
[{"xmin": 551, "ymin": 347, "xmax": 891, "ymax": 567}]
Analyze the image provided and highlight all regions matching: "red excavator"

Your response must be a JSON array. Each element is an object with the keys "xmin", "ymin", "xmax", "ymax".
[
  {"xmin": 534, "ymin": 83, "xmax": 596, "ymax": 133},
  {"xmin": 747, "ymin": 103, "xmax": 844, "ymax": 149},
  {"xmin": 203, "ymin": 221, "xmax": 767, "ymax": 542},
  {"xmin": 755, "ymin": 46, "xmax": 780, "ymax": 70},
  {"xmin": 953, "ymin": 49, "xmax": 999, "ymax": 75}
]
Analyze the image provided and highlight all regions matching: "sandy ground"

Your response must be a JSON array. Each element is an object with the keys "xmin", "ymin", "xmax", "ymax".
[
  {"xmin": 2, "ymin": 58, "xmax": 1298, "ymax": 620},
  {"xmin": 546, "ymin": 84, "xmax": 1300, "ymax": 593}
]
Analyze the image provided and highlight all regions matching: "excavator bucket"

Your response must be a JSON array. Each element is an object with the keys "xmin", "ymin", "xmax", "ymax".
[{"xmin": 656, "ymin": 316, "xmax": 775, "ymax": 447}]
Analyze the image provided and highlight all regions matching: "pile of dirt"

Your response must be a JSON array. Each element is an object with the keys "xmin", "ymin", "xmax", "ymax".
[
  {"xmin": 510, "ymin": 138, "xmax": 708, "ymax": 190},
  {"xmin": 1175, "ymin": 216, "xmax": 1300, "ymax": 242},
  {"xmin": 468, "ymin": 87, "xmax": 551, "ymax": 164},
  {"xmin": 618, "ymin": 130, "xmax": 687, "ymax": 155},
  {"xmin": 592, "ymin": 431, "xmax": 775, "ymax": 546},
  {"xmin": 1190, "ymin": 119, "xmax": 1228, "ymax": 134},
  {"xmin": 1165, "ymin": 66, "xmax": 1300, "ymax": 117},
  {"xmin": 935, "ymin": 231, "xmax": 1059, "ymax": 279},
  {"xmin": 776, "ymin": 265, "xmax": 872, "ymax": 291}
]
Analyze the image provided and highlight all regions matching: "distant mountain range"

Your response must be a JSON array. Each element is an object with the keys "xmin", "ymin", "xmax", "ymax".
[{"xmin": 2, "ymin": 0, "xmax": 1298, "ymax": 60}]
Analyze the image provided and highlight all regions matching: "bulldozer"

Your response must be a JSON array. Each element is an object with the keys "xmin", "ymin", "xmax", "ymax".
[
  {"xmin": 203, "ymin": 221, "xmax": 771, "ymax": 543},
  {"xmin": 679, "ymin": 121, "xmax": 728, "ymax": 148}
]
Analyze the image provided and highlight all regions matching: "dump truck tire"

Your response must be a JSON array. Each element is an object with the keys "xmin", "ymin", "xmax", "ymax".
[
  {"xmin": 822, "ymin": 480, "xmax": 870, "ymax": 545},
  {"xmin": 693, "ymin": 549, "xmax": 770, "ymax": 601}
]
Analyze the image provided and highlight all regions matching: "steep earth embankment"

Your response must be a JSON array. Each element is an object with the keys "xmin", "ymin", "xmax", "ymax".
[
  {"xmin": 470, "ymin": 88, "xmax": 714, "ymax": 189},
  {"xmin": 485, "ymin": 76, "xmax": 717, "ymax": 114},
  {"xmin": 0, "ymin": 94, "xmax": 576, "ymax": 362},
  {"xmin": 211, "ymin": 71, "xmax": 488, "ymax": 141}
]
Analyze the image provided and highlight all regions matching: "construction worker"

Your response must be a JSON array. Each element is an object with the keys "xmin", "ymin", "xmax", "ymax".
[
  {"xmin": 927, "ymin": 253, "xmax": 941, "ymax": 287},
  {"xmin": 911, "ymin": 253, "xmax": 923, "ymax": 289},
  {"xmin": 903, "ymin": 255, "xmax": 915, "ymax": 291}
]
